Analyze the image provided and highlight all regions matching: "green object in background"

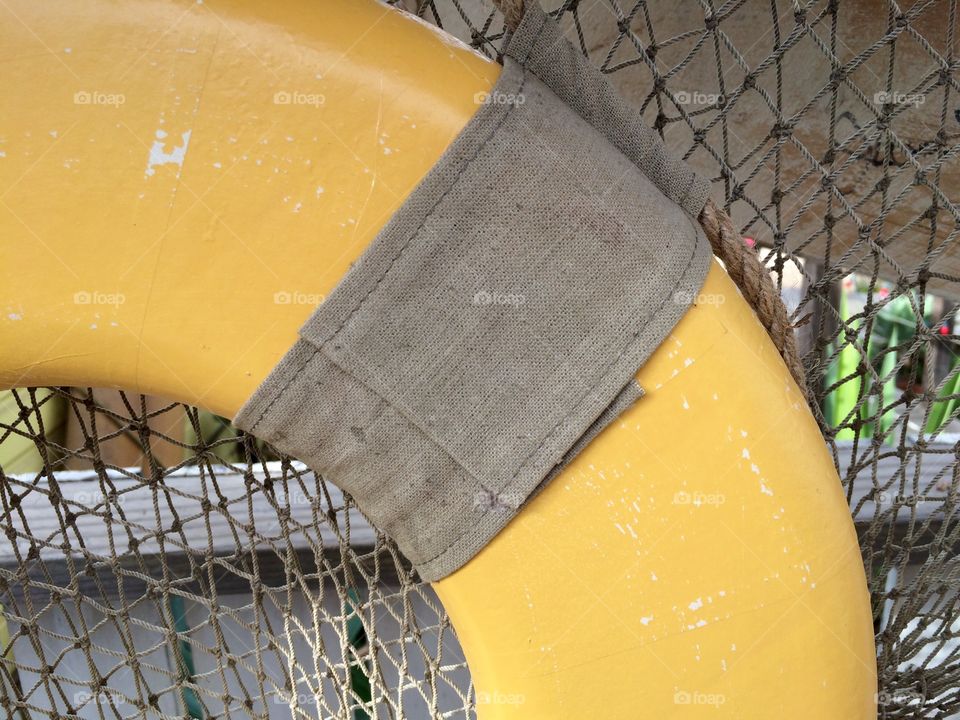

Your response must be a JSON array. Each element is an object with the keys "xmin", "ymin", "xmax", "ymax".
[
  {"xmin": 169, "ymin": 595, "xmax": 205, "ymax": 719},
  {"xmin": 345, "ymin": 588, "xmax": 371, "ymax": 720},
  {"xmin": 183, "ymin": 411, "xmax": 244, "ymax": 465},
  {"xmin": 859, "ymin": 327, "xmax": 879, "ymax": 441},
  {"xmin": 827, "ymin": 280, "xmax": 954, "ymax": 443},
  {"xmin": 822, "ymin": 339, "xmax": 837, "ymax": 434},
  {"xmin": 833, "ymin": 288, "xmax": 863, "ymax": 440},
  {"xmin": 0, "ymin": 389, "xmax": 65, "ymax": 473},
  {"xmin": 183, "ymin": 409, "xmax": 276, "ymax": 465},
  {"xmin": 878, "ymin": 324, "xmax": 900, "ymax": 443},
  {"xmin": 869, "ymin": 291, "xmax": 925, "ymax": 442},
  {"xmin": 925, "ymin": 363, "xmax": 960, "ymax": 435}
]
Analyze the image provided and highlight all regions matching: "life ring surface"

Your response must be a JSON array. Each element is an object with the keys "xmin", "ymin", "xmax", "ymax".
[{"xmin": 0, "ymin": 0, "xmax": 876, "ymax": 717}]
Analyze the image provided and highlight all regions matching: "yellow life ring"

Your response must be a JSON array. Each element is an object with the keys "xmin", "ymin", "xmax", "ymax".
[{"xmin": 0, "ymin": 0, "xmax": 876, "ymax": 716}]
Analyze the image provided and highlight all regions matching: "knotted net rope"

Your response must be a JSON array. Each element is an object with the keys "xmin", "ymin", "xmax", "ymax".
[
  {"xmin": 497, "ymin": 0, "xmax": 807, "ymax": 388},
  {"xmin": 1, "ymin": 0, "xmax": 959, "ymax": 718}
]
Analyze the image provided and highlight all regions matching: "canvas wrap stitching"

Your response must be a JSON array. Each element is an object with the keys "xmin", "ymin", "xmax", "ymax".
[
  {"xmin": 239, "ymin": 71, "xmax": 527, "ymax": 436},
  {"xmin": 314, "ymin": 73, "xmax": 531, "ymax": 350},
  {"xmin": 241, "ymin": 346, "xmax": 317, "ymax": 435},
  {"xmin": 234, "ymin": 4, "xmax": 714, "ymax": 580}
]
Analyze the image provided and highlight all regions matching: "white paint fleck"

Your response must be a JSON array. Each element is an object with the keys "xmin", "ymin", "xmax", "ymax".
[
  {"xmin": 145, "ymin": 129, "xmax": 191, "ymax": 178},
  {"xmin": 316, "ymin": 186, "xmax": 325, "ymax": 197},
  {"xmin": 681, "ymin": 395, "xmax": 689, "ymax": 410},
  {"xmin": 7, "ymin": 313, "xmax": 22, "ymax": 321},
  {"xmin": 760, "ymin": 482, "xmax": 774, "ymax": 496},
  {"xmin": 292, "ymin": 202, "xmax": 302, "ymax": 213},
  {"xmin": 640, "ymin": 616, "xmax": 654, "ymax": 626},
  {"xmin": 212, "ymin": 161, "xmax": 222, "ymax": 169},
  {"xmin": 688, "ymin": 598, "xmax": 704, "ymax": 611},
  {"xmin": 64, "ymin": 47, "xmax": 72, "ymax": 53},
  {"xmin": 742, "ymin": 448, "xmax": 751, "ymax": 459}
]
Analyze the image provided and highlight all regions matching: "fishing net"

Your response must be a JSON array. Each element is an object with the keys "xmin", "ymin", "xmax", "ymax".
[{"xmin": 1, "ymin": 0, "xmax": 959, "ymax": 717}]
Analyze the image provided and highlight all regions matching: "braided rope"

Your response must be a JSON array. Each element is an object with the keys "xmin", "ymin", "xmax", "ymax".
[
  {"xmin": 492, "ymin": 0, "xmax": 805, "ymax": 392},
  {"xmin": 699, "ymin": 199, "xmax": 806, "ymax": 390}
]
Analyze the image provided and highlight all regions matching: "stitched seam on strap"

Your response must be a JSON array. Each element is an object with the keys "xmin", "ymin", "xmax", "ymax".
[
  {"xmin": 511, "ymin": 18, "xmax": 708, "ymax": 221},
  {"xmin": 244, "ymin": 343, "xmax": 500, "ymax": 549},
  {"xmin": 243, "ymin": 345, "xmax": 320, "ymax": 435},
  {"xmin": 320, "ymin": 73, "xmax": 528, "ymax": 345},
  {"xmin": 243, "ymin": 70, "xmax": 525, "ymax": 434}
]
